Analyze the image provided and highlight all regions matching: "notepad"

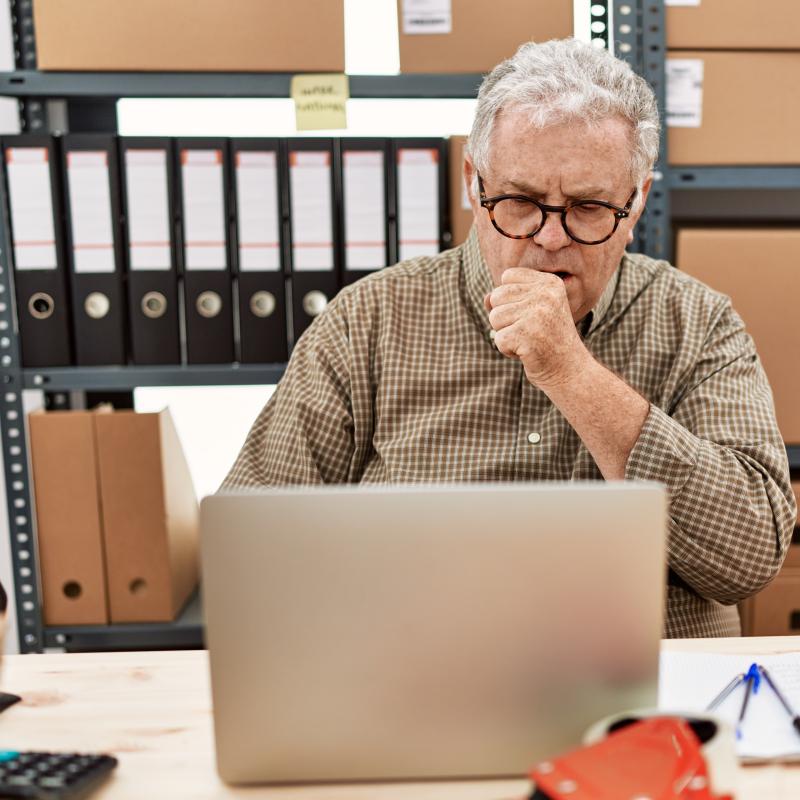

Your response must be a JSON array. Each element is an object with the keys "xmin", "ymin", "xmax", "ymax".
[{"xmin": 659, "ymin": 651, "xmax": 800, "ymax": 762}]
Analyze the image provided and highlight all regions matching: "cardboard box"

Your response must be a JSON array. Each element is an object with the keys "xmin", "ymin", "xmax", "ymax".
[
  {"xmin": 33, "ymin": 0, "xmax": 344, "ymax": 72},
  {"xmin": 28, "ymin": 409, "xmax": 109, "ymax": 625},
  {"xmin": 448, "ymin": 136, "xmax": 473, "ymax": 247},
  {"xmin": 94, "ymin": 409, "xmax": 199, "ymax": 623},
  {"xmin": 675, "ymin": 228, "xmax": 800, "ymax": 444},
  {"xmin": 740, "ymin": 567, "xmax": 800, "ymax": 637},
  {"xmin": 667, "ymin": 1, "xmax": 800, "ymax": 50},
  {"xmin": 397, "ymin": 0, "xmax": 572, "ymax": 74},
  {"xmin": 667, "ymin": 52, "xmax": 800, "ymax": 165}
]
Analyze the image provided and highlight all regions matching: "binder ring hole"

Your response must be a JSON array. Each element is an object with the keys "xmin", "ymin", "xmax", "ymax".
[
  {"xmin": 302, "ymin": 291, "xmax": 328, "ymax": 318},
  {"xmin": 28, "ymin": 292, "xmax": 54, "ymax": 320},
  {"xmin": 141, "ymin": 291, "xmax": 167, "ymax": 319},
  {"xmin": 196, "ymin": 291, "xmax": 222, "ymax": 319},
  {"xmin": 250, "ymin": 291, "xmax": 276, "ymax": 319},
  {"xmin": 129, "ymin": 578, "xmax": 147, "ymax": 596},
  {"xmin": 63, "ymin": 581, "xmax": 82, "ymax": 600},
  {"xmin": 84, "ymin": 292, "xmax": 110, "ymax": 320}
]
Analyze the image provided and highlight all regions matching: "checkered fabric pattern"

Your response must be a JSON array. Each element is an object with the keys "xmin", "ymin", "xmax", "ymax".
[{"xmin": 223, "ymin": 227, "xmax": 796, "ymax": 638}]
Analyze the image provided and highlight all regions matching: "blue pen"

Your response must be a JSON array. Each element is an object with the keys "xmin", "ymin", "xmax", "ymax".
[{"xmin": 736, "ymin": 663, "xmax": 761, "ymax": 737}]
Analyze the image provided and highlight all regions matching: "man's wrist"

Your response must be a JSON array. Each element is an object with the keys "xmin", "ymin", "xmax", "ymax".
[{"xmin": 528, "ymin": 343, "xmax": 595, "ymax": 396}]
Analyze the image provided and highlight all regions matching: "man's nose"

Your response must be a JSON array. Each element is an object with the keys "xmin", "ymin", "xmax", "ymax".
[{"xmin": 532, "ymin": 211, "xmax": 571, "ymax": 251}]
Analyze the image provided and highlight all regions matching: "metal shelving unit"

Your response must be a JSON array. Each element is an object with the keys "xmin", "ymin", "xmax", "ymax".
[
  {"xmin": 44, "ymin": 590, "xmax": 203, "ymax": 651},
  {"xmin": 0, "ymin": 1, "xmax": 796, "ymax": 653},
  {"xmin": 22, "ymin": 364, "xmax": 286, "ymax": 392}
]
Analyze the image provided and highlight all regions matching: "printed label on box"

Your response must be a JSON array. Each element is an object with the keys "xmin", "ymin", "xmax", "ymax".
[
  {"xmin": 666, "ymin": 59, "xmax": 704, "ymax": 128},
  {"xmin": 402, "ymin": 0, "xmax": 452, "ymax": 35}
]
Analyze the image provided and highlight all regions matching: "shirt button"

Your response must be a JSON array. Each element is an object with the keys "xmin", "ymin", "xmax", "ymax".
[{"xmin": 527, "ymin": 432, "xmax": 541, "ymax": 445}]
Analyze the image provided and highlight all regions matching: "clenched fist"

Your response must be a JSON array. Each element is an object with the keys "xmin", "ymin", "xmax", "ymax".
[{"xmin": 484, "ymin": 267, "xmax": 590, "ymax": 389}]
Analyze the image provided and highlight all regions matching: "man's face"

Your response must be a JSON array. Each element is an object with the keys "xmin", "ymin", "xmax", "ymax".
[{"xmin": 464, "ymin": 111, "xmax": 652, "ymax": 323}]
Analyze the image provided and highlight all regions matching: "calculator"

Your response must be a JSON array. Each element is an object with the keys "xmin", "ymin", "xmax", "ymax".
[{"xmin": 0, "ymin": 750, "xmax": 117, "ymax": 798}]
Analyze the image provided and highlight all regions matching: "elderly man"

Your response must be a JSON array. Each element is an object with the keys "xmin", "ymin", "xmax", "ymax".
[{"xmin": 223, "ymin": 38, "xmax": 796, "ymax": 638}]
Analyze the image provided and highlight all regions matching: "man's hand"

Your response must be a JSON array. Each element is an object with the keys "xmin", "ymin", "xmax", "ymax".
[{"xmin": 484, "ymin": 267, "xmax": 590, "ymax": 389}]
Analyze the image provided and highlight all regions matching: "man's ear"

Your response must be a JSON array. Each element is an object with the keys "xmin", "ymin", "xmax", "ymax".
[
  {"xmin": 630, "ymin": 173, "xmax": 654, "ymax": 226},
  {"xmin": 463, "ymin": 152, "xmax": 480, "ymax": 216}
]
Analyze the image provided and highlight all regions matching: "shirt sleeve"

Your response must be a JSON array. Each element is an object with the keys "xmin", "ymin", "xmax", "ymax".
[
  {"xmin": 625, "ymin": 299, "xmax": 797, "ymax": 605},
  {"xmin": 220, "ymin": 299, "xmax": 356, "ymax": 489}
]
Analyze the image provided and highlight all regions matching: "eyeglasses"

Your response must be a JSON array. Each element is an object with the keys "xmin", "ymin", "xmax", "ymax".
[{"xmin": 477, "ymin": 173, "xmax": 636, "ymax": 246}]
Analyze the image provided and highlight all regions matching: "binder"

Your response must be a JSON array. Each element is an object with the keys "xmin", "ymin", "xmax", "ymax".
[
  {"xmin": 94, "ymin": 408, "xmax": 199, "ymax": 623},
  {"xmin": 448, "ymin": 135, "xmax": 474, "ymax": 247},
  {"xmin": 230, "ymin": 138, "xmax": 288, "ymax": 363},
  {"xmin": 340, "ymin": 138, "xmax": 394, "ymax": 287},
  {"xmin": 61, "ymin": 134, "xmax": 127, "ymax": 366},
  {"xmin": 393, "ymin": 138, "xmax": 448, "ymax": 261},
  {"xmin": 176, "ymin": 138, "xmax": 234, "ymax": 364},
  {"xmin": 2, "ymin": 135, "xmax": 72, "ymax": 367},
  {"xmin": 28, "ymin": 409, "xmax": 109, "ymax": 625},
  {"xmin": 286, "ymin": 139, "xmax": 340, "ymax": 343},
  {"xmin": 119, "ymin": 137, "xmax": 181, "ymax": 365}
]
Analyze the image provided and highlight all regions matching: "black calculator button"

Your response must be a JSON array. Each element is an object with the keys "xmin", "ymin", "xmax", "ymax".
[{"xmin": 39, "ymin": 775, "xmax": 67, "ymax": 788}]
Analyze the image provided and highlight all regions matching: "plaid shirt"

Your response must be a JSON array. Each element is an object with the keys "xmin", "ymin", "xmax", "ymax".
[{"xmin": 223, "ymin": 228, "xmax": 796, "ymax": 638}]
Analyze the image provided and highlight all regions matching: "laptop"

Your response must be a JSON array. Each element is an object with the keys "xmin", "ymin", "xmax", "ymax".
[{"xmin": 201, "ymin": 482, "xmax": 666, "ymax": 784}]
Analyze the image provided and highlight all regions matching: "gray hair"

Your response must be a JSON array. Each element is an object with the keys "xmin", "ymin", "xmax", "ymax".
[{"xmin": 466, "ymin": 38, "xmax": 660, "ymax": 211}]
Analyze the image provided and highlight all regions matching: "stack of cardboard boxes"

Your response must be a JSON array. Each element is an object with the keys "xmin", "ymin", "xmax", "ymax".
[{"xmin": 668, "ymin": 1, "xmax": 800, "ymax": 635}]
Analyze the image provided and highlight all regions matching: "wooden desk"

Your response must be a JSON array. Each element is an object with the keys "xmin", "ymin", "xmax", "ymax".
[{"xmin": 2, "ymin": 638, "xmax": 800, "ymax": 798}]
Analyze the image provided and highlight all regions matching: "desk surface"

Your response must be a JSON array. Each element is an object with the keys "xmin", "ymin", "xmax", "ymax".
[{"xmin": 3, "ymin": 638, "xmax": 800, "ymax": 798}]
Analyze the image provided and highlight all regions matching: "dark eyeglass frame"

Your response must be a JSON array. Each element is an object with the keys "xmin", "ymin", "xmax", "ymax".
[{"xmin": 477, "ymin": 173, "xmax": 637, "ymax": 246}]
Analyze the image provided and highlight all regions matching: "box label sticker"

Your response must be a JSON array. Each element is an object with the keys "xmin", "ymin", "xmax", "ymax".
[
  {"xmin": 666, "ymin": 59, "xmax": 704, "ymax": 128},
  {"xmin": 402, "ymin": 0, "xmax": 452, "ymax": 35},
  {"xmin": 665, "ymin": 0, "xmax": 701, "ymax": 6}
]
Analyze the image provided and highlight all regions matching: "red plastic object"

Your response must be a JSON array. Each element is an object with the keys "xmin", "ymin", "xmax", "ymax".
[{"xmin": 530, "ymin": 717, "xmax": 734, "ymax": 800}]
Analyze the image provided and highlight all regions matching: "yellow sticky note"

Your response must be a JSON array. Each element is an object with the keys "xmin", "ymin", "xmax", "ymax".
[{"xmin": 291, "ymin": 74, "xmax": 349, "ymax": 131}]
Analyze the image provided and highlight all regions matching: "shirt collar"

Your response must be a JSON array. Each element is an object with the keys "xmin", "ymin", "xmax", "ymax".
[{"xmin": 461, "ymin": 224, "xmax": 622, "ymax": 344}]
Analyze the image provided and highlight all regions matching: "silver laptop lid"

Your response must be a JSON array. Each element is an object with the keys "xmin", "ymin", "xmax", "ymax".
[{"xmin": 202, "ymin": 482, "xmax": 666, "ymax": 784}]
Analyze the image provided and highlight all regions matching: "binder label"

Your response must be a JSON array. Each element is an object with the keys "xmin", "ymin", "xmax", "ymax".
[
  {"xmin": 181, "ymin": 149, "xmax": 227, "ymax": 271},
  {"xmin": 235, "ymin": 151, "xmax": 280, "ymax": 272},
  {"xmin": 343, "ymin": 151, "xmax": 386, "ymax": 271},
  {"xmin": 397, "ymin": 148, "xmax": 440, "ymax": 261},
  {"xmin": 289, "ymin": 151, "xmax": 334, "ymax": 272},
  {"xmin": 6, "ymin": 148, "xmax": 57, "ymax": 271},
  {"xmin": 125, "ymin": 149, "xmax": 172, "ymax": 271},
  {"xmin": 67, "ymin": 151, "xmax": 116, "ymax": 274}
]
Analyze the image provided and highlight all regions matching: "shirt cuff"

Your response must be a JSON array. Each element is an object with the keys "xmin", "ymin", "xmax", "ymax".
[{"xmin": 624, "ymin": 403, "xmax": 701, "ymax": 498}]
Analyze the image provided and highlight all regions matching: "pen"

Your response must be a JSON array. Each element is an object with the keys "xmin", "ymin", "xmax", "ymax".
[
  {"xmin": 737, "ymin": 663, "xmax": 761, "ymax": 732},
  {"xmin": 758, "ymin": 665, "xmax": 800, "ymax": 737},
  {"xmin": 707, "ymin": 670, "xmax": 747, "ymax": 711}
]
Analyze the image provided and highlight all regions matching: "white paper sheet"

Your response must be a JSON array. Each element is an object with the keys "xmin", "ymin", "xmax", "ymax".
[
  {"xmin": 343, "ymin": 151, "xmax": 386, "ymax": 271},
  {"xmin": 235, "ymin": 151, "xmax": 280, "ymax": 272},
  {"xmin": 402, "ymin": 0, "xmax": 452, "ymax": 34},
  {"xmin": 6, "ymin": 147, "xmax": 57, "ymax": 270},
  {"xmin": 125, "ymin": 149, "xmax": 171, "ymax": 271},
  {"xmin": 181, "ymin": 149, "xmax": 226, "ymax": 271},
  {"xmin": 289, "ymin": 151, "xmax": 334, "ymax": 272},
  {"xmin": 666, "ymin": 58, "xmax": 704, "ymax": 128},
  {"xmin": 665, "ymin": 0, "xmax": 701, "ymax": 6},
  {"xmin": 397, "ymin": 148, "xmax": 440, "ymax": 261},
  {"xmin": 659, "ymin": 651, "xmax": 800, "ymax": 762},
  {"xmin": 66, "ymin": 151, "xmax": 115, "ymax": 274}
]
